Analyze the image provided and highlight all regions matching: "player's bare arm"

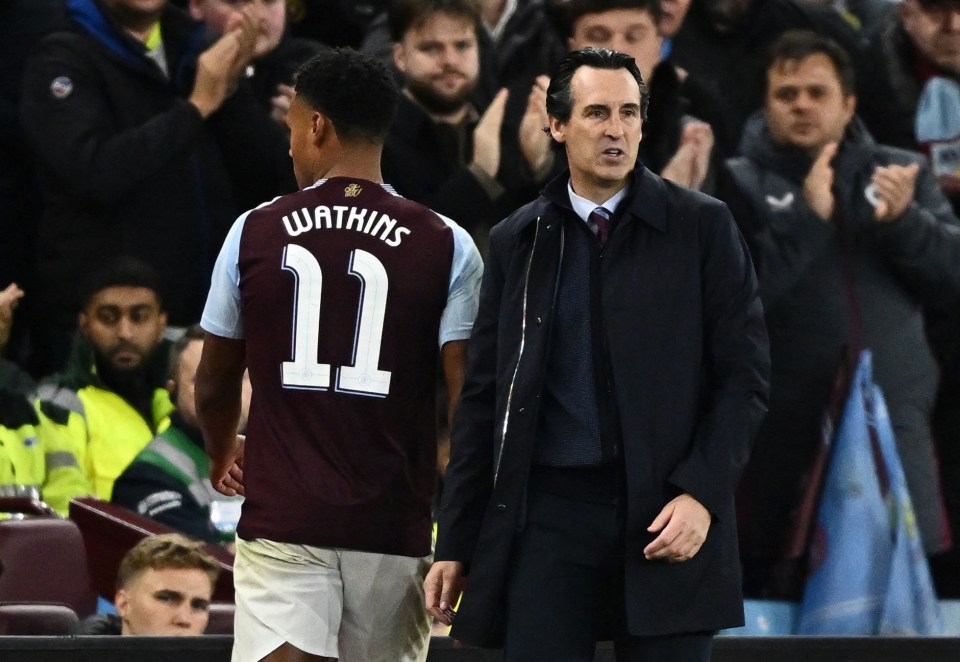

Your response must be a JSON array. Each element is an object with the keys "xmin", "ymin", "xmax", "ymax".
[
  {"xmin": 196, "ymin": 333, "xmax": 247, "ymax": 496},
  {"xmin": 441, "ymin": 340, "xmax": 469, "ymax": 429}
]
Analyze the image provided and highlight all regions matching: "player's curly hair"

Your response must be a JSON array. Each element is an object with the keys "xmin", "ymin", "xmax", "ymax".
[{"xmin": 294, "ymin": 48, "xmax": 400, "ymax": 143}]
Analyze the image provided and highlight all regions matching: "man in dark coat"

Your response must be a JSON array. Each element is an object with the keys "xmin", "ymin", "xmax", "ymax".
[
  {"xmin": 424, "ymin": 47, "xmax": 770, "ymax": 661},
  {"xmin": 718, "ymin": 30, "xmax": 960, "ymax": 598},
  {"xmin": 19, "ymin": 0, "xmax": 292, "ymax": 375}
]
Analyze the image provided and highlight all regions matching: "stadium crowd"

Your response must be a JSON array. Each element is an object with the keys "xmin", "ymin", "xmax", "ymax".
[{"xmin": 2, "ymin": 0, "xmax": 960, "ymax": 653}]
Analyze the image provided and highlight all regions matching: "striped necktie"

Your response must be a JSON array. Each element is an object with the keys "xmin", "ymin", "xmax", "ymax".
[{"xmin": 589, "ymin": 207, "xmax": 611, "ymax": 245}]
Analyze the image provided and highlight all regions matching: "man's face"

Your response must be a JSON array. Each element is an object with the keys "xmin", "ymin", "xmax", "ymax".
[
  {"xmin": 549, "ymin": 66, "xmax": 643, "ymax": 200},
  {"xmin": 901, "ymin": 0, "xmax": 960, "ymax": 75},
  {"xmin": 101, "ymin": 0, "xmax": 167, "ymax": 30},
  {"xmin": 569, "ymin": 9, "xmax": 662, "ymax": 85},
  {"xmin": 393, "ymin": 11, "xmax": 480, "ymax": 116},
  {"xmin": 172, "ymin": 338, "xmax": 252, "ymax": 430},
  {"xmin": 765, "ymin": 53, "xmax": 856, "ymax": 157},
  {"xmin": 115, "ymin": 567, "xmax": 213, "ymax": 636},
  {"xmin": 660, "ymin": 0, "xmax": 692, "ymax": 38},
  {"xmin": 172, "ymin": 339, "xmax": 203, "ymax": 428},
  {"xmin": 189, "ymin": 0, "xmax": 286, "ymax": 59},
  {"xmin": 79, "ymin": 286, "xmax": 167, "ymax": 372},
  {"xmin": 285, "ymin": 92, "xmax": 322, "ymax": 188}
]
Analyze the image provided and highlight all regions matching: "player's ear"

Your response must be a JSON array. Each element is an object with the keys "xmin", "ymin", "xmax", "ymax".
[{"xmin": 311, "ymin": 111, "xmax": 327, "ymax": 145}]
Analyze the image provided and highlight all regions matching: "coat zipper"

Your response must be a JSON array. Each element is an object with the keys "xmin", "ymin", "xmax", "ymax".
[{"xmin": 493, "ymin": 216, "xmax": 541, "ymax": 485}]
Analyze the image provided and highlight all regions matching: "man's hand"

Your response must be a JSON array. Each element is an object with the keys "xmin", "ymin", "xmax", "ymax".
[
  {"xmin": 189, "ymin": 15, "xmax": 258, "ymax": 118},
  {"xmin": 872, "ymin": 162, "xmax": 919, "ymax": 222},
  {"xmin": 423, "ymin": 560, "xmax": 465, "ymax": 625},
  {"xmin": 211, "ymin": 434, "xmax": 245, "ymax": 497},
  {"xmin": 471, "ymin": 88, "xmax": 509, "ymax": 179},
  {"xmin": 0, "ymin": 282, "xmax": 25, "ymax": 351},
  {"xmin": 644, "ymin": 493, "xmax": 711, "ymax": 562},
  {"xmin": 270, "ymin": 83, "xmax": 294, "ymax": 125},
  {"xmin": 659, "ymin": 120, "xmax": 714, "ymax": 190},
  {"xmin": 518, "ymin": 76, "xmax": 552, "ymax": 177},
  {"xmin": 803, "ymin": 141, "xmax": 838, "ymax": 221}
]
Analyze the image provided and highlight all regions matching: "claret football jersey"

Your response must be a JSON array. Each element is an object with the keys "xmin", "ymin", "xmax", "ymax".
[{"xmin": 202, "ymin": 177, "xmax": 481, "ymax": 556}]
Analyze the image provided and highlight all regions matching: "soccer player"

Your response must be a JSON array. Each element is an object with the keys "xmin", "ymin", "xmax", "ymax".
[{"xmin": 196, "ymin": 48, "xmax": 482, "ymax": 662}]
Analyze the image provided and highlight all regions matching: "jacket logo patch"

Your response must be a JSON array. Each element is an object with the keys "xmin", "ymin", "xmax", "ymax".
[
  {"xmin": 344, "ymin": 183, "xmax": 362, "ymax": 197},
  {"xmin": 50, "ymin": 76, "xmax": 73, "ymax": 99},
  {"xmin": 765, "ymin": 192, "xmax": 794, "ymax": 211}
]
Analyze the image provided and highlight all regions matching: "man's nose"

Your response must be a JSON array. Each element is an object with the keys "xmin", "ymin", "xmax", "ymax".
[
  {"xmin": 116, "ymin": 315, "xmax": 134, "ymax": 339},
  {"xmin": 946, "ymin": 8, "xmax": 960, "ymax": 31},
  {"xmin": 792, "ymin": 92, "xmax": 814, "ymax": 110},
  {"xmin": 605, "ymin": 114, "xmax": 625, "ymax": 138},
  {"xmin": 610, "ymin": 35, "xmax": 630, "ymax": 55},
  {"xmin": 172, "ymin": 605, "xmax": 193, "ymax": 628},
  {"xmin": 438, "ymin": 47, "xmax": 456, "ymax": 67}
]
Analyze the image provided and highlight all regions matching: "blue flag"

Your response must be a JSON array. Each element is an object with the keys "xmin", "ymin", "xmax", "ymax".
[{"xmin": 797, "ymin": 351, "xmax": 942, "ymax": 635}]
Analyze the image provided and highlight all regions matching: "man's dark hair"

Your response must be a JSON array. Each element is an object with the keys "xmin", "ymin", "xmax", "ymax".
[
  {"xmin": 546, "ymin": 47, "xmax": 649, "ymax": 123},
  {"xmin": 294, "ymin": 48, "xmax": 400, "ymax": 143},
  {"xmin": 387, "ymin": 0, "xmax": 482, "ymax": 43},
  {"xmin": 766, "ymin": 30, "xmax": 856, "ymax": 96},
  {"xmin": 168, "ymin": 324, "xmax": 205, "ymax": 380},
  {"xmin": 80, "ymin": 256, "xmax": 165, "ymax": 311},
  {"xmin": 562, "ymin": 0, "xmax": 662, "ymax": 41}
]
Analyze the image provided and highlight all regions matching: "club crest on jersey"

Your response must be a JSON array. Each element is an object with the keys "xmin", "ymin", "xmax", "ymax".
[
  {"xmin": 344, "ymin": 183, "xmax": 362, "ymax": 198},
  {"xmin": 50, "ymin": 76, "xmax": 73, "ymax": 99}
]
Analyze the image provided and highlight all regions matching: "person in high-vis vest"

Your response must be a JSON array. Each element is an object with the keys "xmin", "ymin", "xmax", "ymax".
[
  {"xmin": 0, "ymin": 361, "xmax": 44, "ymax": 495},
  {"xmin": 35, "ymin": 258, "xmax": 174, "ymax": 515},
  {"xmin": 0, "ymin": 283, "xmax": 48, "ymax": 502},
  {"xmin": 113, "ymin": 324, "xmax": 251, "ymax": 544}
]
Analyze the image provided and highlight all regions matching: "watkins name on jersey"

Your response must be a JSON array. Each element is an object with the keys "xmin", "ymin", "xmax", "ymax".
[{"xmin": 281, "ymin": 204, "xmax": 412, "ymax": 247}]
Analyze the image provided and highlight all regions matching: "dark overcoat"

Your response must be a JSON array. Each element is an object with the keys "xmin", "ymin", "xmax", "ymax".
[{"xmin": 435, "ymin": 166, "xmax": 771, "ymax": 646}]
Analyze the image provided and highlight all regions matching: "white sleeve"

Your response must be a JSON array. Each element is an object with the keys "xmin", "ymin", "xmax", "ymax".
[
  {"xmin": 436, "ymin": 214, "xmax": 483, "ymax": 346},
  {"xmin": 200, "ymin": 211, "xmax": 249, "ymax": 339}
]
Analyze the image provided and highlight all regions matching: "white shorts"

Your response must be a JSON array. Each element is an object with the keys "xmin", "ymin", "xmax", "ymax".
[{"xmin": 232, "ymin": 537, "xmax": 431, "ymax": 662}]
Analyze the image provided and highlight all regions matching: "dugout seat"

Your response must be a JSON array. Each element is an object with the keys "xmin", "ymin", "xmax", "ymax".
[
  {"xmin": 0, "ymin": 603, "xmax": 80, "ymax": 635},
  {"xmin": 205, "ymin": 602, "xmax": 235, "ymax": 635},
  {"xmin": 68, "ymin": 497, "xmax": 235, "ymax": 603},
  {"xmin": 0, "ymin": 517, "xmax": 97, "ymax": 617}
]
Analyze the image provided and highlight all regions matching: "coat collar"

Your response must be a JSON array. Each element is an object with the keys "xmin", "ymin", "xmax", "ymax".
[{"xmin": 517, "ymin": 164, "xmax": 669, "ymax": 234}]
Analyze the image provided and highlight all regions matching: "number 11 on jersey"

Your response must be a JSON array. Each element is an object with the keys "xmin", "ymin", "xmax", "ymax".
[{"xmin": 281, "ymin": 243, "xmax": 392, "ymax": 397}]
